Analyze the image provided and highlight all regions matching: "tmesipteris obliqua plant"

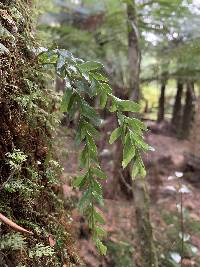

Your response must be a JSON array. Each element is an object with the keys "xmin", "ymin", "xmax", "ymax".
[{"xmin": 39, "ymin": 49, "xmax": 151, "ymax": 254}]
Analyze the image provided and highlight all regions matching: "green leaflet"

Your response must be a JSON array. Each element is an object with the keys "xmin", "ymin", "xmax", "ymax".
[
  {"xmin": 92, "ymin": 167, "xmax": 107, "ymax": 180},
  {"xmin": 118, "ymin": 100, "xmax": 140, "ymax": 112},
  {"xmin": 60, "ymin": 88, "xmax": 73, "ymax": 112},
  {"xmin": 96, "ymin": 239, "xmax": 107, "ymax": 256},
  {"xmin": 100, "ymin": 83, "xmax": 112, "ymax": 94},
  {"xmin": 122, "ymin": 133, "xmax": 135, "ymax": 169},
  {"xmin": 94, "ymin": 210, "xmax": 105, "ymax": 225},
  {"xmin": 131, "ymin": 154, "xmax": 146, "ymax": 179},
  {"xmin": 109, "ymin": 101, "xmax": 118, "ymax": 112},
  {"xmin": 95, "ymin": 226, "xmax": 107, "ymax": 238},
  {"xmin": 111, "ymin": 96, "xmax": 140, "ymax": 112},
  {"xmin": 78, "ymin": 189, "xmax": 91, "ymax": 210},
  {"xmin": 90, "ymin": 79, "xmax": 100, "ymax": 96},
  {"xmin": 93, "ymin": 180, "xmax": 102, "ymax": 195},
  {"xmin": 86, "ymin": 134, "xmax": 97, "ymax": 154},
  {"xmin": 130, "ymin": 131, "xmax": 150, "ymax": 151},
  {"xmin": 75, "ymin": 121, "xmax": 84, "ymax": 145},
  {"xmin": 109, "ymin": 127, "xmax": 122, "ymax": 144},
  {"xmin": 79, "ymin": 146, "xmax": 88, "ymax": 168},
  {"xmin": 82, "ymin": 120, "xmax": 100, "ymax": 139},
  {"xmin": 78, "ymin": 61, "xmax": 104, "ymax": 72},
  {"xmin": 57, "ymin": 50, "xmax": 76, "ymax": 70},
  {"xmin": 75, "ymin": 80, "xmax": 92, "ymax": 96},
  {"xmin": 81, "ymin": 100, "xmax": 101, "ymax": 126},
  {"xmin": 39, "ymin": 51, "xmax": 58, "ymax": 64},
  {"xmin": 73, "ymin": 175, "xmax": 85, "ymax": 187},
  {"xmin": 86, "ymin": 134, "xmax": 98, "ymax": 161},
  {"xmin": 99, "ymin": 92, "xmax": 108, "ymax": 108},
  {"xmin": 126, "ymin": 117, "xmax": 147, "ymax": 133},
  {"xmin": 131, "ymin": 163, "xmax": 140, "ymax": 179},
  {"xmin": 83, "ymin": 121, "xmax": 100, "ymax": 139},
  {"xmin": 90, "ymin": 72, "xmax": 109, "ymax": 82},
  {"xmin": 92, "ymin": 190, "xmax": 104, "ymax": 205}
]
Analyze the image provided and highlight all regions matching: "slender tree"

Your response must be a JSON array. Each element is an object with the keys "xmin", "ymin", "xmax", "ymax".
[
  {"xmin": 112, "ymin": 0, "xmax": 140, "ymax": 198},
  {"xmin": 187, "ymin": 96, "xmax": 200, "ymax": 169},
  {"xmin": 171, "ymin": 80, "xmax": 184, "ymax": 132},
  {"xmin": 113, "ymin": 1, "xmax": 158, "ymax": 266},
  {"xmin": 127, "ymin": 0, "xmax": 140, "ymax": 102},
  {"xmin": 128, "ymin": 2, "xmax": 158, "ymax": 266},
  {"xmin": 157, "ymin": 78, "xmax": 167, "ymax": 123},
  {"xmin": 179, "ymin": 81, "xmax": 195, "ymax": 139}
]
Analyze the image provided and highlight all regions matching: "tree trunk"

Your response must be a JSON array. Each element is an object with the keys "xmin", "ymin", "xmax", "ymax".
[
  {"xmin": 134, "ymin": 179, "xmax": 158, "ymax": 267},
  {"xmin": 127, "ymin": 1, "xmax": 140, "ymax": 102},
  {"xmin": 0, "ymin": 1, "xmax": 77, "ymax": 266},
  {"xmin": 186, "ymin": 97, "xmax": 200, "ymax": 170},
  {"xmin": 179, "ymin": 81, "xmax": 195, "ymax": 139},
  {"xmin": 113, "ymin": 1, "xmax": 158, "ymax": 266},
  {"xmin": 128, "ymin": 2, "xmax": 158, "ymax": 265},
  {"xmin": 113, "ymin": 0, "xmax": 140, "ymax": 197},
  {"xmin": 157, "ymin": 80, "xmax": 166, "ymax": 123},
  {"xmin": 171, "ymin": 80, "xmax": 184, "ymax": 132}
]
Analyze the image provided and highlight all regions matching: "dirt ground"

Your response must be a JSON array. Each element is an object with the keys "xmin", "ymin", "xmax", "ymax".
[{"xmin": 55, "ymin": 121, "xmax": 200, "ymax": 267}]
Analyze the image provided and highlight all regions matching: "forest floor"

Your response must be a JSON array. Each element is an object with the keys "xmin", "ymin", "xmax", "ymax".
[{"xmin": 55, "ymin": 119, "xmax": 200, "ymax": 267}]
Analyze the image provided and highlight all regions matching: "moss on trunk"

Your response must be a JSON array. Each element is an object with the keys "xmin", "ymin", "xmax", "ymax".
[{"xmin": 0, "ymin": 1, "xmax": 80, "ymax": 266}]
